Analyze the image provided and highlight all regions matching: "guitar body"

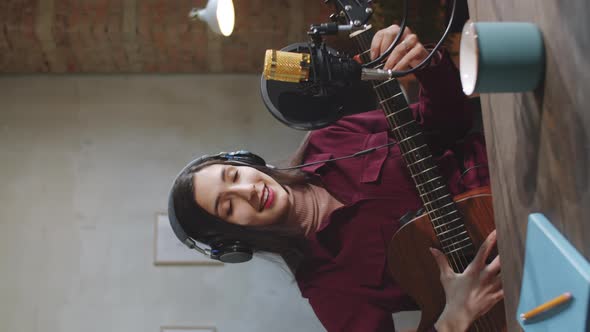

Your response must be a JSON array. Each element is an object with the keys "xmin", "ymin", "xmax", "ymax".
[{"xmin": 387, "ymin": 187, "xmax": 506, "ymax": 332}]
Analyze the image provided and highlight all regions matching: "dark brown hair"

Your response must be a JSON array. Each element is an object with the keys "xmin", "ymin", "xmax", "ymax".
[{"xmin": 170, "ymin": 157, "xmax": 316, "ymax": 272}]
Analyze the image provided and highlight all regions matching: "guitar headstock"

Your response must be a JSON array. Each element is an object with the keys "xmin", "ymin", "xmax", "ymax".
[{"xmin": 328, "ymin": 0, "xmax": 373, "ymax": 26}]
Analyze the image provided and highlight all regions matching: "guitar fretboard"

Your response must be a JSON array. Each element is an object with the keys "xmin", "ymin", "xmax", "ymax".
[
  {"xmin": 375, "ymin": 80, "xmax": 472, "ymax": 257},
  {"xmin": 350, "ymin": 27, "xmax": 474, "ymax": 265}
]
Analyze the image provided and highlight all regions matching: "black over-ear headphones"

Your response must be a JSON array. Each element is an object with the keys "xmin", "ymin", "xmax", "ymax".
[{"xmin": 167, "ymin": 150, "xmax": 267, "ymax": 264}]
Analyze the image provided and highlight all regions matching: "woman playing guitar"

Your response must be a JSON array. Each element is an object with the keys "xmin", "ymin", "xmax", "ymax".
[{"xmin": 168, "ymin": 24, "xmax": 504, "ymax": 332}]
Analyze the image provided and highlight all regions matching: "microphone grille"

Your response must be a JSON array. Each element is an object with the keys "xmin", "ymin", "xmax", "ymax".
[{"xmin": 263, "ymin": 50, "xmax": 311, "ymax": 83}]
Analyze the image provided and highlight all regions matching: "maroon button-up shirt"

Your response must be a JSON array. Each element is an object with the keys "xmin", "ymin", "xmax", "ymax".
[{"xmin": 294, "ymin": 51, "xmax": 489, "ymax": 332}]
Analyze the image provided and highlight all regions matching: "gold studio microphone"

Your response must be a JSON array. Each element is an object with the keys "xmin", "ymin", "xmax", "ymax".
[
  {"xmin": 263, "ymin": 49, "xmax": 311, "ymax": 83},
  {"xmin": 263, "ymin": 49, "xmax": 395, "ymax": 83}
]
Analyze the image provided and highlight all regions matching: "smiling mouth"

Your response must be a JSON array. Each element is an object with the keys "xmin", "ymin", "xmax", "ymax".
[{"xmin": 260, "ymin": 185, "xmax": 273, "ymax": 211}]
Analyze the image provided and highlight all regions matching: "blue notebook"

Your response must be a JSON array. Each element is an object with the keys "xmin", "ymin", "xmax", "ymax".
[{"xmin": 517, "ymin": 213, "xmax": 590, "ymax": 331}]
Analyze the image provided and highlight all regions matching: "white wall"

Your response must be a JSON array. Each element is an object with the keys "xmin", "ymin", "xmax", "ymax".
[
  {"xmin": 0, "ymin": 75, "xmax": 421, "ymax": 332},
  {"xmin": 0, "ymin": 75, "xmax": 326, "ymax": 332}
]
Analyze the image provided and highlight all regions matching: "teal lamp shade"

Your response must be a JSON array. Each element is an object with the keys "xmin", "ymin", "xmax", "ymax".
[{"xmin": 189, "ymin": 0, "xmax": 235, "ymax": 37}]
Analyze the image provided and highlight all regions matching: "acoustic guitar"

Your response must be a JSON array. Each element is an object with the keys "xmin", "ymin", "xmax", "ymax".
[{"xmin": 343, "ymin": 8, "xmax": 507, "ymax": 332}]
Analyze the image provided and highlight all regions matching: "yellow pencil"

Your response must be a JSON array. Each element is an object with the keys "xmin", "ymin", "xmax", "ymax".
[{"xmin": 520, "ymin": 292, "xmax": 573, "ymax": 321}]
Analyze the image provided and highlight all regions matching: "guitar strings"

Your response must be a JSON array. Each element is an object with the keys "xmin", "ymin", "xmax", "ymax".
[
  {"xmin": 354, "ymin": 29, "xmax": 495, "ymax": 332},
  {"xmin": 354, "ymin": 31, "xmax": 467, "ymax": 271},
  {"xmin": 355, "ymin": 25, "xmax": 465, "ymax": 303}
]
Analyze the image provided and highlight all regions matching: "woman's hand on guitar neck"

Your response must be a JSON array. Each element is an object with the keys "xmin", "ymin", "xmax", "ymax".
[
  {"xmin": 370, "ymin": 24, "xmax": 429, "ymax": 71},
  {"xmin": 430, "ymin": 230, "xmax": 504, "ymax": 332}
]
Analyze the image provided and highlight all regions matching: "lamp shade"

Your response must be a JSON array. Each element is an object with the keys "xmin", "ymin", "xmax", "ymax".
[{"xmin": 191, "ymin": 0, "xmax": 235, "ymax": 36}]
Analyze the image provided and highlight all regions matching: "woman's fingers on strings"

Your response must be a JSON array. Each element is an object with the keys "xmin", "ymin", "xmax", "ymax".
[
  {"xmin": 430, "ymin": 247, "xmax": 453, "ymax": 279},
  {"xmin": 490, "ymin": 274, "xmax": 503, "ymax": 292},
  {"xmin": 371, "ymin": 24, "xmax": 413, "ymax": 64},
  {"xmin": 390, "ymin": 39, "xmax": 422, "ymax": 71},
  {"xmin": 379, "ymin": 32, "xmax": 396, "ymax": 60},
  {"xmin": 384, "ymin": 26, "xmax": 411, "ymax": 53},
  {"xmin": 369, "ymin": 25, "xmax": 429, "ymax": 71},
  {"xmin": 371, "ymin": 25, "xmax": 400, "ymax": 60},
  {"xmin": 384, "ymin": 34, "xmax": 411, "ymax": 70},
  {"xmin": 492, "ymin": 288, "xmax": 505, "ymax": 302},
  {"xmin": 476, "ymin": 276, "xmax": 503, "ymax": 316},
  {"xmin": 484, "ymin": 255, "xmax": 501, "ymax": 276},
  {"xmin": 383, "ymin": 46, "xmax": 404, "ymax": 70},
  {"xmin": 385, "ymin": 33, "xmax": 425, "ymax": 71},
  {"xmin": 483, "ymin": 288, "xmax": 505, "ymax": 309},
  {"xmin": 472, "ymin": 230, "xmax": 497, "ymax": 269},
  {"xmin": 370, "ymin": 29, "xmax": 385, "ymax": 60}
]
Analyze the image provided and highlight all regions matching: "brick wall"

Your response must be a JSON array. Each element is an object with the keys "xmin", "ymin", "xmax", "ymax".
[{"xmin": 0, "ymin": 0, "xmax": 332, "ymax": 73}]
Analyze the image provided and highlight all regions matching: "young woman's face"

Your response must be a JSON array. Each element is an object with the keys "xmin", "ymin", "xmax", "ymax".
[{"xmin": 193, "ymin": 164, "xmax": 290, "ymax": 227}]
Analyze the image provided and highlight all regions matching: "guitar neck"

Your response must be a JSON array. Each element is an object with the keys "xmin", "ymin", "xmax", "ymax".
[{"xmin": 350, "ymin": 28, "xmax": 473, "ymax": 260}]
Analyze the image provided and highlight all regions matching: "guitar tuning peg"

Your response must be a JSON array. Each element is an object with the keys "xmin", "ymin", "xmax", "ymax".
[{"xmin": 329, "ymin": 13, "xmax": 339, "ymax": 21}]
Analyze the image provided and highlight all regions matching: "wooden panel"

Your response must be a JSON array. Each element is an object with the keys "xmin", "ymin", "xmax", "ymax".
[{"xmin": 466, "ymin": 0, "xmax": 590, "ymax": 330}]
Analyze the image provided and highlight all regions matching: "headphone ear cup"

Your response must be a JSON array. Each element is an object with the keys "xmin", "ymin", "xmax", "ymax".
[
  {"xmin": 225, "ymin": 150, "xmax": 267, "ymax": 167},
  {"xmin": 210, "ymin": 240, "xmax": 254, "ymax": 263}
]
